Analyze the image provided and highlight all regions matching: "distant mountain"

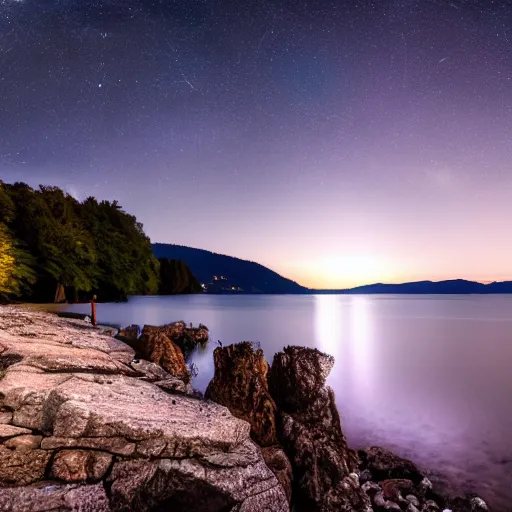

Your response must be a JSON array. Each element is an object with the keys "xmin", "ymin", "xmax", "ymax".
[
  {"xmin": 152, "ymin": 244, "xmax": 308, "ymax": 294},
  {"xmin": 152, "ymin": 245, "xmax": 512, "ymax": 295},
  {"xmin": 313, "ymin": 279, "xmax": 512, "ymax": 294}
]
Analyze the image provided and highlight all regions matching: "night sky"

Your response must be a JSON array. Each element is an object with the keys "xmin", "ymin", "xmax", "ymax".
[{"xmin": 1, "ymin": 0, "xmax": 511, "ymax": 288}]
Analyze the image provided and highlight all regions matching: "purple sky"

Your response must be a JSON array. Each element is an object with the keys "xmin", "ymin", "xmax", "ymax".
[{"xmin": 1, "ymin": 0, "xmax": 511, "ymax": 288}]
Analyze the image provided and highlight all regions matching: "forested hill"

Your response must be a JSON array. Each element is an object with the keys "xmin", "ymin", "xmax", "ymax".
[
  {"xmin": 152, "ymin": 243, "xmax": 308, "ymax": 294},
  {"xmin": 0, "ymin": 181, "xmax": 198, "ymax": 303}
]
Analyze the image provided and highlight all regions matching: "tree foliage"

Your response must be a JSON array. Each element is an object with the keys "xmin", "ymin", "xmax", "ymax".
[
  {"xmin": 158, "ymin": 258, "xmax": 203, "ymax": 295},
  {"xmin": 0, "ymin": 180, "xmax": 160, "ymax": 302}
]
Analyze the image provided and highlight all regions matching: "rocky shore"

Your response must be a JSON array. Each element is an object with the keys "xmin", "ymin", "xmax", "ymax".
[{"xmin": 0, "ymin": 306, "xmax": 491, "ymax": 511}]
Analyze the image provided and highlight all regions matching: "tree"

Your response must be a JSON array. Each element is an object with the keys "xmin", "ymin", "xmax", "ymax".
[{"xmin": 0, "ymin": 181, "xmax": 165, "ymax": 302}]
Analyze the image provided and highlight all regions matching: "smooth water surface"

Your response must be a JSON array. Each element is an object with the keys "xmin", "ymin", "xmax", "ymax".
[{"xmin": 64, "ymin": 294, "xmax": 512, "ymax": 510}]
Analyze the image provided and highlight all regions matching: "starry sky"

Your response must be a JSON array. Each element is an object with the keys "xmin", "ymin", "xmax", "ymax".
[{"xmin": 1, "ymin": 0, "xmax": 511, "ymax": 289}]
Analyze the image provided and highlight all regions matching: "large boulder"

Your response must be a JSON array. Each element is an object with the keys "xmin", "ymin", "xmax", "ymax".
[
  {"xmin": 0, "ymin": 306, "xmax": 288, "ymax": 512},
  {"xmin": 138, "ymin": 326, "xmax": 190, "ymax": 383},
  {"xmin": 269, "ymin": 346, "xmax": 369, "ymax": 512},
  {"xmin": 205, "ymin": 342, "xmax": 278, "ymax": 447}
]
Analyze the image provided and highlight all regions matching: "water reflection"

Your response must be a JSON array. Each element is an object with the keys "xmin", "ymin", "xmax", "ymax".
[
  {"xmin": 314, "ymin": 294, "xmax": 342, "ymax": 358},
  {"xmin": 348, "ymin": 296, "xmax": 373, "ymax": 403}
]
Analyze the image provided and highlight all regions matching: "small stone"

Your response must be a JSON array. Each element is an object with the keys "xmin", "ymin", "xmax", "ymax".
[
  {"xmin": 52, "ymin": 450, "xmax": 112, "ymax": 482},
  {"xmin": 385, "ymin": 500, "xmax": 402, "ymax": 511},
  {"xmin": 406, "ymin": 494, "xmax": 421, "ymax": 507},
  {"xmin": 0, "ymin": 424, "xmax": 32, "ymax": 440},
  {"xmin": 423, "ymin": 500, "xmax": 440, "ymax": 511},
  {"xmin": 469, "ymin": 497, "xmax": 488, "ymax": 511},
  {"xmin": 4, "ymin": 434, "xmax": 42, "ymax": 451},
  {"xmin": 362, "ymin": 480, "xmax": 381, "ymax": 496},
  {"xmin": 419, "ymin": 477, "xmax": 433, "ymax": 493},
  {"xmin": 360, "ymin": 469, "xmax": 372, "ymax": 484},
  {"xmin": 407, "ymin": 505, "xmax": 421, "ymax": 512},
  {"xmin": 374, "ymin": 491, "xmax": 387, "ymax": 507}
]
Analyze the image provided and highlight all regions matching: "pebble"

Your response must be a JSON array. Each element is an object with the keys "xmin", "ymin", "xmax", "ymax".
[
  {"xmin": 406, "ymin": 494, "xmax": 420, "ymax": 507},
  {"xmin": 419, "ymin": 477, "xmax": 433, "ymax": 493},
  {"xmin": 359, "ymin": 469, "xmax": 372, "ymax": 484},
  {"xmin": 423, "ymin": 500, "xmax": 440, "ymax": 511},
  {"xmin": 362, "ymin": 481, "xmax": 381, "ymax": 496},
  {"xmin": 385, "ymin": 500, "xmax": 402, "ymax": 511},
  {"xmin": 470, "ymin": 497, "xmax": 488, "ymax": 511},
  {"xmin": 374, "ymin": 491, "xmax": 387, "ymax": 508}
]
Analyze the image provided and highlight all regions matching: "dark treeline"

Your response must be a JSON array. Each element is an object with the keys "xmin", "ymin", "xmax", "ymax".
[{"xmin": 0, "ymin": 181, "xmax": 200, "ymax": 303}]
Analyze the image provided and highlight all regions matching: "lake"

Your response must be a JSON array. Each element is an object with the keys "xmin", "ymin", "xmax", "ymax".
[{"xmin": 62, "ymin": 294, "xmax": 512, "ymax": 510}]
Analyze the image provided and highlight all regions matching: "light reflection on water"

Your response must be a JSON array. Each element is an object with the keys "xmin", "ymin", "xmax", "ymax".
[{"xmin": 62, "ymin": 294, "xmax": 512, "ymax": 510}]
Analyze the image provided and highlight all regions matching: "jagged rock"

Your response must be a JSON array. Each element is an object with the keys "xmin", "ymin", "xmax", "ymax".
[
  {"xmin": 52, "ymin": 450, "xmax": 112, "ymax": 482},
  {"xmin": 359, "ymin": 447, "xmax": 425, "ymax": 484},
  {"xmin": 0, "ymin": 446, "xmax": 52, "ymax": 486},
  {"xmin": 0, "ymin": 424, "xmax": 32, "ymax": 440},
  {"xmin": 138, "ymin": 326, "xmax": 190, "ymax": 383},
  {"xmin": 268, "ymin": 346, "xmax": 368, "ymax": 512},
  {"xmin": 384, "ymin": 500, "xmax": 402, "ymax": 511},
  {"xmin": 261, "ymin": 446, "xmax": 293, "ymax": 504},
  {"xmin": 269, "ymin": 345, "xmax": 334, "ymax": 412},
  {"xmin": 0, "ymin": 482, "xmax": 110, "ymax": 511},
  {"xmin": 4, "ymin": 435, "xmax": 42, "ymax": 451},
  {"xmin": 41, "ymin": 436, "xmax": 136, "ymax": 456},
  {"xmin": 205, "ymin": 342, "xmax": 278, "ymax": 447}
]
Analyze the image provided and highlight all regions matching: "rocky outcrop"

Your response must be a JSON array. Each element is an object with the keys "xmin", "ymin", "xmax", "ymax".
[
  {"xmin": 205, "ymin": 342, "xmax": 278, "ymax": 447},
  {"xmin": 143, "ymin": 321, "xmax": 209, "ymax": 356},
  {"xmin": 117, "ymin": 321, "xmax": 209, "ymax": 383},
  {"xmin": 268, "ymin": 346, "xmax": 368, "ymax": 512},
  {"xmin": 138, "ymin": 326, "xmax": 191, "ymax": 383},
  {"xmin": 0, "ymin": 306, "xmax": 288, "ymax": 511}
]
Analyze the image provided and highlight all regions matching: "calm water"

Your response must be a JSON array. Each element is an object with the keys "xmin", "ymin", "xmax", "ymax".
[{"xmin": 63, "ymin": 294, "xmax": 512, "ymax": 510}]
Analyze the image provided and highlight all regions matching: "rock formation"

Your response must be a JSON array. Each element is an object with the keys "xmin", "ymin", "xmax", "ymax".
[
  {"xmin": 138, "ymin": 326, "xmax": 191, "ymax": 382},
  {"xmin": 269, "ymin": 346, "xmax": 370, "ymax": 512},
  {"xmin": 205, "ymin": 342, "xmax": 278, "ymax": 447},
  {"xmin": 118, "ymin": 321, "xmax": 209, "ymax": 366},
  {"xmin": 0, "ymin": 306, "xmax": 288, "ymax": 511}
]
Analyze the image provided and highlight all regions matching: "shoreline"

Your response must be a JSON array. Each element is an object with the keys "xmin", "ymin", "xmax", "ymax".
[{"xmin": 0, "ymin": 305, "xmax": 493, "ymax": 511}]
